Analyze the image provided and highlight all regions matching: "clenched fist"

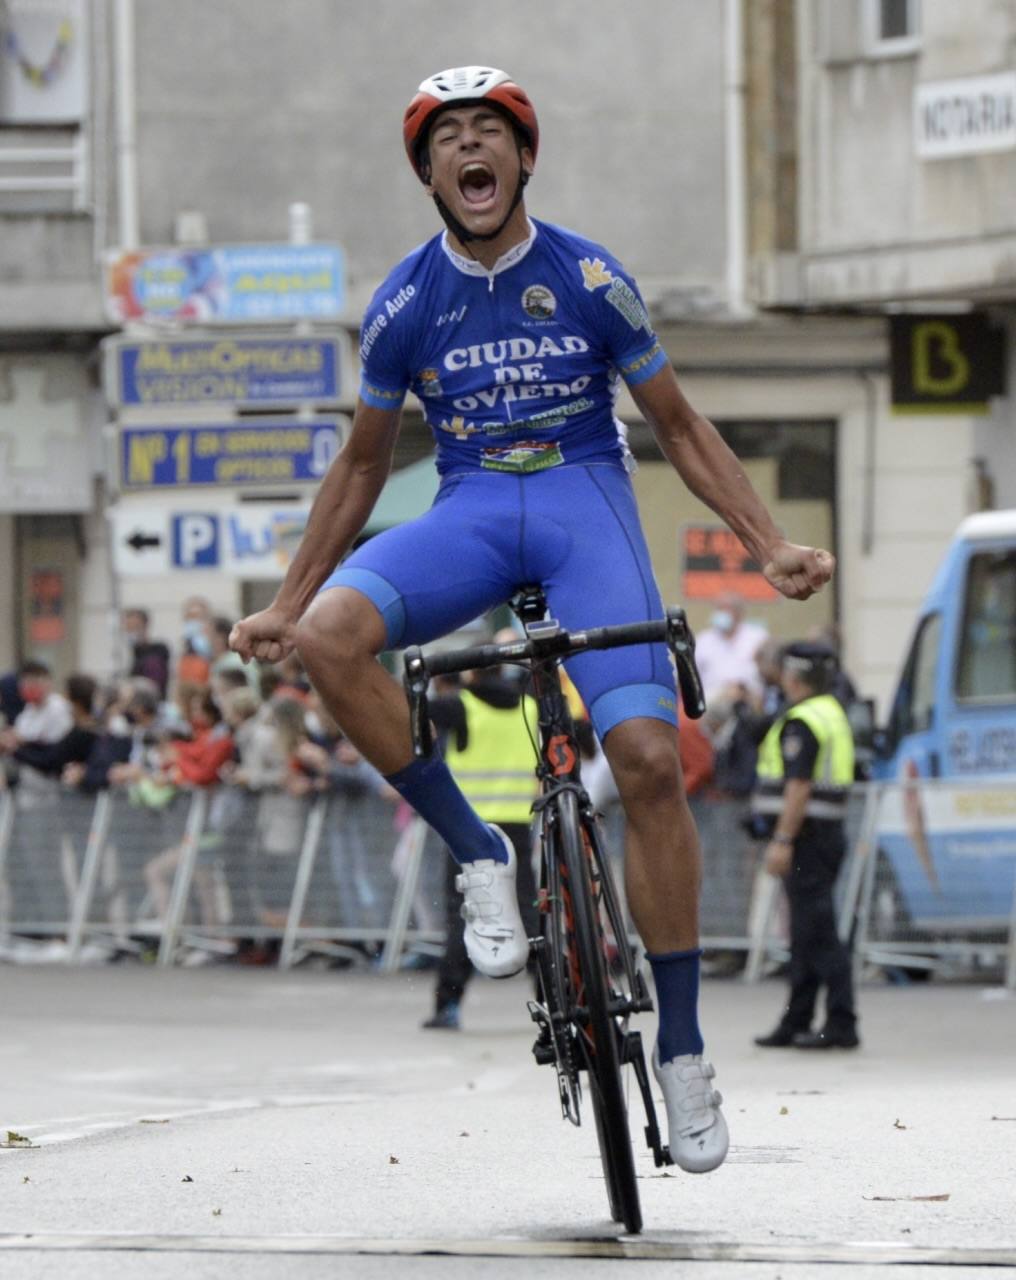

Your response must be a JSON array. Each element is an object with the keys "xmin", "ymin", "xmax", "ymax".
[
  {"xmin": 762, "ymin": 542, "xmax": 835, "ymax": 601},
  {"xmin": 229, "ymin": 607, "xmax": 299, "ymax": 665}
]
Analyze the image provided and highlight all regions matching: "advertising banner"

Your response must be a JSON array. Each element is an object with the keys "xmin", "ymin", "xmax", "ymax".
[
  {"xmin": 118, "ymin": 419, "xmax": 348, "ymax": 491},
  {"xmin": 106, "ymin": 335, "xmax": 346, "ymax": 408},
  {"xmin": 104, "ymin": 244, "xmax": 346, "ymax": 325}
]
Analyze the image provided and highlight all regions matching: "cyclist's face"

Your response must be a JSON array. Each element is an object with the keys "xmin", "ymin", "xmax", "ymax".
[{"xmin": 424, "ymin": 105, "xmax": 533, "ymax": 236}]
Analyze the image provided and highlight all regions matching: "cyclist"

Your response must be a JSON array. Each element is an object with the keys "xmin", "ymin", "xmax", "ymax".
[{"xmin": 230, "ymin": 66, "xmax": 835, "ymax": 1175}]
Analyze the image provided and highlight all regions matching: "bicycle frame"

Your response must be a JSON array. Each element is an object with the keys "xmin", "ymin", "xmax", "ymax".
[{"xmin": 403, "ymin": 587, "xmax": 704, "ymax": 1174}]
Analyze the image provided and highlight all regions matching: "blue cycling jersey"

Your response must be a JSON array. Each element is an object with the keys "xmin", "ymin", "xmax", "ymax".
[
  {"xmin": 358, "ymin": 218, "xmax": 668, "ymax": 475},
  {"xmin": 330, "ymin": 217, "xmax": 679, "ymax": 739}
]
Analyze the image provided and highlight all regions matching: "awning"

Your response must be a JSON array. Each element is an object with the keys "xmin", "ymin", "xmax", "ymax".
[{"xmin": 361, "ymin": 456, "xmax": 440, "ymax": 534}]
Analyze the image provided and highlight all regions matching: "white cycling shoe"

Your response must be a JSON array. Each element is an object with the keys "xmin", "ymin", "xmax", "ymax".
[
  {"xmin": 652, "ymin": 1048, "xmax": 730, "ymax": 1174},
  {"xmin": 455, "ymin": 826, "xmax": 530, "ymax": 979}
]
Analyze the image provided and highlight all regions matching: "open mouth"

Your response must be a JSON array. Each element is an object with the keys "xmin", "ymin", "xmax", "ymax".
[{"xmin": 458, "ymin": 161, "xmax": 498, "ymax": 208}]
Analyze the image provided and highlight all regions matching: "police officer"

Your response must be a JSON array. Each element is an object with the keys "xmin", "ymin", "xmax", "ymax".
[
  {"xmin": 751, "ymin": 642, "xmax": 860, "ymax": 1050},
  {"xmin": 422, "ymin": 646, "xmax": 540, "ymax": 1030}
]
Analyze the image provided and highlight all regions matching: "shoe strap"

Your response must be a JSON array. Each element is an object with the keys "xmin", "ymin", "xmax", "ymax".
[
  {"xmin": 460, "ymin": 900, "xmax": 502, "ymax": 922},
  {"xmin": 455, "ymin": 868, "xmax": 493, "ymax": 894}
]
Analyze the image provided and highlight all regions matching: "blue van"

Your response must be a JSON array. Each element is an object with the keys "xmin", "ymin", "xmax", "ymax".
[{"xmin": 872, "ymin": 511, "xmax": 1016, "ymax": 931}]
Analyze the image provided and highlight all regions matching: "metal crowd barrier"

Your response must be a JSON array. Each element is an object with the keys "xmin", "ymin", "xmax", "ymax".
[{"xmin": 1, "ymin": 778, "xmax": 1014, "ymax": 989}]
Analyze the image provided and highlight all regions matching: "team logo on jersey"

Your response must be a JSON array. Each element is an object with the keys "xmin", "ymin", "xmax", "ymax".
[
  {"xmin": 579, "ymin": 257, "xmax": 613, "ymax": 291},
  {"xmin": 521, "ymin": 284, "xmax": 557, "ymax": 320},
  {"xmin": 417, "ymin": 368, "xmax": 443, "ymax": 397},
  {"xmin": 480, "ymin": 441, "xmax": 564, "ymax": 473}
]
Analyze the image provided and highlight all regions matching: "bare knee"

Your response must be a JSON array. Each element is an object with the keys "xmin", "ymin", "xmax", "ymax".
[
  {"xmin": 295, "ymin": 588, "xmax": 386, "ymax": 675},
  {"xmin": 606, "ymin": 724, "xmax": 683, "ymax": 811}
]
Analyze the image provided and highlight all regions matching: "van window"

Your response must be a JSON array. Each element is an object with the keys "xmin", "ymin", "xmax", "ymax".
[
  {"xmin": 955, "ymin": 550, "xmax": 1016, "ymax": 702},
  {"xmin": 886, "ymin": 612, "xmax": 941, "ymax": 748}
]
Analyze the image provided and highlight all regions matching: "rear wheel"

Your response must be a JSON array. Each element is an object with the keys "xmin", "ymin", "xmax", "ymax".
[{"xmin": 554, "ymin": 789, "xmax": 641, "ymax": 1234}]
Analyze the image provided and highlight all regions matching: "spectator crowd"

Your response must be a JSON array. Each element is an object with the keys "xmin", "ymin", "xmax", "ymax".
[
  {"xmin": 0, "ymin": 592, "xmax": 867, "ymax": 967},
  {"xmin": 0, "ymin": 598, "xmax": 401, "ymax": 960}
]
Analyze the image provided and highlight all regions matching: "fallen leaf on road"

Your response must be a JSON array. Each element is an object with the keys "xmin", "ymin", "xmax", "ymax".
[
  {"xmin": 779, "ymin": 1106, "xmax": 789, "ymax": 1115},
  {"xmin": 864, "ymin": 1194, "xmax": 950, "ymax": 1202},
  {"xmin": 22, "ymin": 1177, "xmax": 30, "ymax": 1184},
  {"xmin": 893, "ymin": 1119, "xmax": 907, "ymax": 1130},
  {"xmin": 388, "ymin": 1155, "xmax": 399, "ymax": 1165},
  {"xmin": 459, "ymin": 1131, "xmax": 470, "ymax": 1138},
  {"xmin": 181, "ymin": 1175, "xmax": 194, "ymax": 1183},
  {"xmin": 212, "ymin": 1208, "xmax": 222, "ymax": 1217}
]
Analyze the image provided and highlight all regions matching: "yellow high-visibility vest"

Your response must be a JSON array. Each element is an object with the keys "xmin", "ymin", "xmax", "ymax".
[
  {"xmin": 752, "ymin": 693, "xmax": 854, "ymax": 821},
  {"xmin": 444, "ymin": 689, "xmax": 540, "ymax": 824}
]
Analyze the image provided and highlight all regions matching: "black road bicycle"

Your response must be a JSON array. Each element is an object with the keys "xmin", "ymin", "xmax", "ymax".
[{"xmin": 404, "ymin": 586, "xmax": 706, "ymax": 1234}]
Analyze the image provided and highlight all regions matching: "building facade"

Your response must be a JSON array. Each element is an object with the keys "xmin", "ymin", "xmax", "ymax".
[
  {"xmin": 748, "ymin": 0, "xmax": 1016, "ymax": 706},
  {"xmin": 4, "ymin": 0, "xmax": 1006, "ymax": 714}
]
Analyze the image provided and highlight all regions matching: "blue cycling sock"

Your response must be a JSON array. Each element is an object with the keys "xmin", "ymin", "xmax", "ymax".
[
  {"xmin": 647, "ymin": 947, "xmax": 705, "ymax": 1061},
  {"xmin": 384, "ymin": 755, "xmax": 506, "ymax": 865}
]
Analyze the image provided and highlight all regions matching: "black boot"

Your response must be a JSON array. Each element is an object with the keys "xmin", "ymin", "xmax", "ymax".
[
  {"xmin": 792, "ymin": 1026, "xmax": 860, "ymax": 1050},
  {"xmin": 753, "ymin": 1025, "xmax": 801, "ymax": 1048}
]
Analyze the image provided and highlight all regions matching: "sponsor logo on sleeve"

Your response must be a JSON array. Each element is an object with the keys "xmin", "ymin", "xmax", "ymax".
[
  {"xmin": 417, "ymin": 368, "xmax": 443, "ymax": 397},
  {"xmin": 579, "ymin": 257, "xmax": 614, "ymax": 290},
  {"xmin": 361, "ymin": 380, "xmax": 404, "ymax": 404},
  {"xmin": 578, "ymin": 257, "xmax": 650, "ymax": 331},
  {"xmin": 604, "ymin": 277, "xmax": 651, "ymax": 331},
  {"xmin": 619, "ymin": 343, "xmax": 662, "ymax": 377}
]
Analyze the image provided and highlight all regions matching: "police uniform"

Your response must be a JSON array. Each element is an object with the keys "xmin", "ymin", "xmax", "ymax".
[
  {"xmin": 751, "ymin": 653, "xmax": 859, "ymax": 1048},
  {"xmin": 426, "ymin": 681, "xmax": 540, "ymax": 1024}
]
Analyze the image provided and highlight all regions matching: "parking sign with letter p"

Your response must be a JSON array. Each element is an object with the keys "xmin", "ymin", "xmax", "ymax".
[{"xmin": 172, "ymin": 513, "xmax": 220, "ymax": 567}]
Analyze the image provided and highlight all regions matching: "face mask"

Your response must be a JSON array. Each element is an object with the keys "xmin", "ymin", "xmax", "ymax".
[
  {"xmin": 183, "ymin": 619, "xmax": 212, "ymax": 657},
  {"xmin": 710, "ymin": 609, "xmax": 735, "ymax": 635}
]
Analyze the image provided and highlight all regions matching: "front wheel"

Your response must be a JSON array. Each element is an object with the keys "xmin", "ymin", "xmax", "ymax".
[{"xmin": 555, "ymin": 789, "xmax": 641, "ymax": 1234}]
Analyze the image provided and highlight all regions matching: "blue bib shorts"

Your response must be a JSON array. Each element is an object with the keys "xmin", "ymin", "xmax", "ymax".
[{"xmin": 321, "ymin": 461, "xmax": 678, "ymax": 742}]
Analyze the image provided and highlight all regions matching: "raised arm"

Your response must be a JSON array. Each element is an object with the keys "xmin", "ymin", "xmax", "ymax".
[
  {"xmin": 628, "ymin": 367, "xmax": 834, "ymax": 600},
  {"xmin": 229, "ymin": 400, "xmax": 402, "ymax": 663}
]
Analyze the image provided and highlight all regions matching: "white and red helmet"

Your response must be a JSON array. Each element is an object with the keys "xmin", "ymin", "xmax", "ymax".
[{"xmin": 403, "ymin": 66, "xmax": 539, "ymax": 180}]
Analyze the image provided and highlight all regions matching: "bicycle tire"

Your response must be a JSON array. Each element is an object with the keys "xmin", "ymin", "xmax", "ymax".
[{"xmin": 554, "ymin": 788, "xmax": 642, "ymax": 1234}]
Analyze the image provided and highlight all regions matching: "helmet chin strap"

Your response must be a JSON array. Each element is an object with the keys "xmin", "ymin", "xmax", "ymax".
[{"xmin": 431, "ymin": 159, "xmax": 529, "ymax": 246}]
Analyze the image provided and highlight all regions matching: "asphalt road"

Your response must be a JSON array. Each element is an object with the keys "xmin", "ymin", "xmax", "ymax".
[{"xmin": 2, "ymin": 962, "xmax": 1015, "ymax": 1279}]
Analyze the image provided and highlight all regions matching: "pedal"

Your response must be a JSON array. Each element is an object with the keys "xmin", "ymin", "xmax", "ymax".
[
  {"xmin": 644, "ymin": 1129, "xmax": 674, "ymax": 1168},
  {"xmin": 532, "ymin": 1037, "xmax": 557, "ymax": 1067},
  {"xmin": 527, "ymin": 1000, "xmax": 556, "ymax": 1066},
  {"xmin": 632, "ymin": 967, "xmax": 655, "ymax": 1015}
]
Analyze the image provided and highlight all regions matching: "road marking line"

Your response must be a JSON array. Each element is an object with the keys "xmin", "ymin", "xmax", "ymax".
[{"xmin": 0, "ymin": 1235, "xmax": 1013, "ymax": 1265}]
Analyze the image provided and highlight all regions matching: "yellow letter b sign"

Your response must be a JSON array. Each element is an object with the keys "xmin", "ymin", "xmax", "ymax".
[{"xmin": 890, "ymin": 313, "xmax": 1005, "ymax": 414}]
